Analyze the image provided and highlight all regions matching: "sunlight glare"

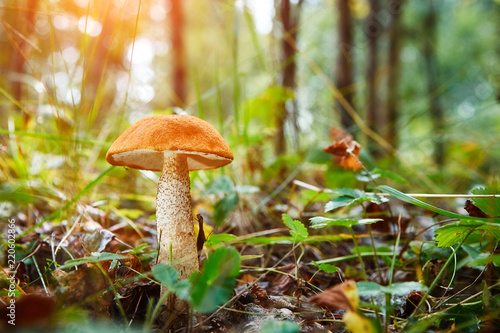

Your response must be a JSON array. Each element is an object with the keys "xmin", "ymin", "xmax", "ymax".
[
  {"xmin": 245, "ymin": 0, "xmax": 274, "ymax": 35},
  {"xmin": 73, "ymin": 0, "xmax": 89, "ymax": 8},
  {"xmin": 78, "ymin": 16, "xmax": 102, "ymax": 37},
  {"xmin": 62, "ymin": 46, "xmax": 80, "ymax": 64},
  {"xmin": 53, "ymin": 15, "xmax": 71, "ymax": 30},
  {"xmin": 126, "ymin": 39, "xmax": 155, "ymax": 66},
  {"xmin": 150, "ymin": 4, "xmax": 167, "ymax": 22}
]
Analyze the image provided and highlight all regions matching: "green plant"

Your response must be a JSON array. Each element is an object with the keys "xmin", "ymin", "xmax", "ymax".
[{"xmin": 152, "ymin": 246, "xmax": 241, "ymax": 318}]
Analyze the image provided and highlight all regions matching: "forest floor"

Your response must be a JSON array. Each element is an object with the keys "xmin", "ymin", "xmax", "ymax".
[{"xmin": 1, "ymin": 136, "xmax": 500, "ymax": 332}]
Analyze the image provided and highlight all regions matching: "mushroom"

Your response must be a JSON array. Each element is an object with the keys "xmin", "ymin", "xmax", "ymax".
[{"xmin": 106, "ymin": 114, "xmax": 233, "ymax": 285}]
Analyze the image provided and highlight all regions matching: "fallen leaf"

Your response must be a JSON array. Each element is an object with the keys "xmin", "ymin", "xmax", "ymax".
[
  {"xmin": 309, "ymin": 280, "xmax": 358, "ymax": 311},
  {"xmin": 238, "ymin": 273, "xmax": 255, "ymax": 286},
  {"xmin": 83, "ymin": 229, "xmax": 116, "ymax": 253},
  {"xmin": 118, "ymin": 281, "xmax": 160, "ymax": 321},
  {"xmin": 53, "ymin": 265, "xmax": 108, "ymax": 306},
  {"xmin": 323, "ymin": 128, "xmax": 363, "ymax": 171},
  {"xmin": 268, "ymin": 263, "xmax": 297, "ymax": 295},
  {"xmin": 310, "ymin": 281, "xmax": 375, "ymax": 333},
  {"xmin": 343, "ymin": 310, "xmax": 374, "ymax": 333},
  {"xmin": 401, "ymin": 290, "xmax": 423, "ymax": 318},
  {"xmin": 0, "ymin": 294, "xmax": 55, "ymax": 329},
  {"xmin": 464, "ymin": 200, "xmax": 490, "ymax": 218}
]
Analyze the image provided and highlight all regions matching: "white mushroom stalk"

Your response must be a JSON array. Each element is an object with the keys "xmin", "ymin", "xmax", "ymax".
[
  {"xmin": 156, "ymin": 152, "xmax": 198, "ymax": 280},
  {"xmin": 105, "ymin": 114, "xmax": 234, "ymax": 311}
]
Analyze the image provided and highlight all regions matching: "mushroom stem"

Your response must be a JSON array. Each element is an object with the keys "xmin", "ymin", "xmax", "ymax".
[{"xmin": 156, "ymin": 152, "xmax": 199, "ymax": 281}]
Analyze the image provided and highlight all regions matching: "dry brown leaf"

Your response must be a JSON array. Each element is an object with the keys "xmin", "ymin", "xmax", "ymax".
[
  {"xmin": 238, "ymin": 273, "xmax": 255, "ymax": 286},
  {"xmin": 308, "ymin": 280, "xmax": 358, "ymax": 312},
  {"xmin": 323, "ymin": 128, "xmax": 363, "ymax": 171},
  {"xmin": 401, "ymin": 290, "xmax": 423, "ymax": 318},
  {"xmin": 464, "ymin": 200, "xmax": 490, "ymax": 218},
  {"xmin": 268, "ymin": 263, "xmax": 297, "ymax": 295},
  {"xmin": 0, "ymin": 294, "xmax": 55, "ymax": 329}
]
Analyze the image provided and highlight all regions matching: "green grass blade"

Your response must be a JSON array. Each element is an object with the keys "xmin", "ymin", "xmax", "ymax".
[
  {"xmin": 18, "ymin": 166, "xmax": 115, "ymax": 239},
  {"xmin": 194, "ymin": 69, "xmax": 204, "ymax": 119},
  {"xmin": 0, "ymin": 86, "xmax": 25, "ymax": 111},
  {"xmin": 311, "ymin": 252, "xmax": 395, "ymax": 266},
  {"xmin": 376, "ymin": 185, "xmax": 497, "ymax": 222},
  {"xmin": 0, "ymin": 129, "xmax": 108, "ymax": 146}
]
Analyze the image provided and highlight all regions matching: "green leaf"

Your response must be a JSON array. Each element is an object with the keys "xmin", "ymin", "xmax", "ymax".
[
  {"xmin": 313, "ymin": 263, "xmax": 339, "ymax": 273},
  {"xmin": 189, "ymin": 247, "xmax": 241, "ymax": 313},
  {"xmin": 381, "ymin": 256, "xmax": 402, "ymax": 267},
  {"xmin": 325, "ymin": 189, "xmax": 388, "ymax": 212},
  {"xmin": 463, "ymin": 248, "xmax": 491, "ymax": 269},
  {"xmin": 260, "ymin": 320, "xmax": 301, "ymax": 333},
  {"xmin": 310, "ymin": 217, "xmax": 382, "ymax": 229},
  {"xmin": 356, "ymin": 281, "xmax": 383, "ymax": 296},
  {"xmin": 325, "ymin": 196, "xmax": 357, "ymax": 211},
  {"xmin": 205, "ymin": 234, "xmax": 238, "ymax": 247},
  {"xmin": 173, "ymin": 279, "xmax": 191, "ymax": 300},
  {"xmin": 435, "ymin": 221, "xmax": 500, "ymax": 247},
  {"xmin": 282, "ymin": 214, "xmax": 308, "ymax": 242},
  {"xmin": 205, "ymin": 175, "xmax": 234, "ymax": 195},
  {"xmin": 152, "ymin": 264, "xmax": 179, "ymax": 290},
  {"xmin": 357, "ymin": 281, "xmax": 427, "ymax": 297},
  {"xmin": 125, "ymin": 243, "xmax": 149, "ymax": 254},
  {"xmin": 234, "ymin": 185, "xmax": 260, "ymax": 194},
  {"xmin": 58, "ymin": 252, "xmax": 128, "ymax": 270},
  {"xmin": 356, "ymin": 168, "xmax": 408, "ymax": 185},
  {"xmin": 213, "ymin": 193, "xmax": 239, "ymax": 226},
  {"xmin": 386, "ymin": 282, "xmax": 428, "ymax": 296},
  {"xmin": 471, "ymin": 186, "xmax": 500, "ymax": 217},
  {"xmin": 434, "ymin": 221, "xmax": 482, "ymax": 247}
]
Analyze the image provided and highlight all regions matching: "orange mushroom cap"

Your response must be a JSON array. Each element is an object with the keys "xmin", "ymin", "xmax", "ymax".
[{"xmin": 106, "ymin": 114, "xmax": 233, "ymax": 171}]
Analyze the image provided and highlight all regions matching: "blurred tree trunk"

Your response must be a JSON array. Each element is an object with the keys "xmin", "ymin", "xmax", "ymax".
[
  {"xmin": 423, "ymin": 0, "xmax": 444, "ymax": 167},
  {"xmin": 335, "ymin": 0, "xmax": 355, "ymax": 131},
  {"xmin": 170, "ymin": 0, "xmax": 187, "ymax": 108},
  {"xmin": 83, "ymin": 5, "xmax": 115, "ymax": 119},
  {"xmin": 495, "ymin": 4, "xmax": 500, "ymax": 103},
  {"xmin": 386, "ymin": 0, "xmax": 404, "ymax": 148},
  {"xmin": 366, "ymin": 0, "xmax": 381, "ymax": 156},
  {"xmin": 8, "ymin": 0, "xmax": 37, "ymax": 127},
  {"xmin": 276, "ymin": 0, "xmax": 302, "ymax": 155}
]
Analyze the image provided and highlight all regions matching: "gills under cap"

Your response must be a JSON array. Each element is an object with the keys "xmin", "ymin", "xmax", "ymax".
[{"xmin": 106, "ymin": 114, "xmax": 233, "ymax": 171}]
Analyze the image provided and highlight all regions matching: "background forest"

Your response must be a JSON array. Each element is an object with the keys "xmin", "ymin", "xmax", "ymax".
[{"xmin": 1, "ymin": 0, "xmax": 500, "ymax": 332}]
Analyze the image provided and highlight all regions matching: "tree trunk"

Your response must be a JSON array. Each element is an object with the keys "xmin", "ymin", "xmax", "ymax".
[
  {"xmin": 366, "ymin": 0, "xmax": 381, "ymax": 156},
  {"xmin": 386, "ymin": 0, "xmax": 404, "ymax": 148},
  {"xmin": 8, "ymin": 0, "xmax": 37, "ymax": 126},
  {"xmin": 423, "ymin": 1, "xmax": 444, "ymax": 167},
  {"xmin": 276, "ymin": 0, "xmax": 302, "ymax": 156},
  {"xmin": 170, "ymin": 0, "xmax": 187, "ymax": 108},
  {"xmin": 335, "ymin": 0, "xmax": 355, "ymax": 132}
]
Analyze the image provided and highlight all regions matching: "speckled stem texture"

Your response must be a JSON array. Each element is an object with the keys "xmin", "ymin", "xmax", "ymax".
[{"xmin": 156, "ymin": 152, "xmax": 199, "ymax": 282}]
